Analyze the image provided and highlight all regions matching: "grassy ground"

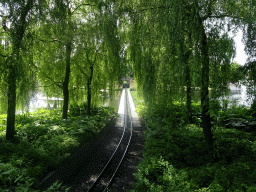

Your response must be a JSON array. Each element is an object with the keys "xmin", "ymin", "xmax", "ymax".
[
  {"xmin": 0, "ymin": 106, "xmax": 117, "ymax": 191},
  {"xmin": 130, "ymin": 101, "xmax": 256, "ymax": 192}
]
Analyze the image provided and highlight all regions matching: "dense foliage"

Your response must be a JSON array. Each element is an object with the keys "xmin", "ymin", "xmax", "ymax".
[
  {"xmin": 132, "ymin": 97, "xmax": 256, "ymax": 191},
  {"xmin": 0, "ymin": 107, "xmax": 116, "ymax": 191},
  {"xmin": 0, "ymin": 0, "xmax": 123, "ymax": 140},
  {"xmin": 121, "ymin": 0, "xmax": 256, "ymax": 159},
  {"xmin": 0, "ymin": 0, "xmax": 253, "ymax": 144},
  {"xmin": 0, "ymin": 0, "xmax": 256, "ymax": 191}
]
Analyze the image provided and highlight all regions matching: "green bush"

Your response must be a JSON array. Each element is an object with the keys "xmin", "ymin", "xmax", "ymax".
[
  {"xmin": 0, "ymin": 114, "xmax": 7, "ymax": 132},
  {"xmin": 69, "ymin": 103, "xmax": 83, "ymax": 116},
  {"xmin": 0, "ymin": 107, "xmax": 116, "ymax": 191},
  {"xmin": 132, "ymin": 102, "xmax": 256, "ymax": 191},
  {"xmin": 133, "ymin": 156, "xmax": 192, "ymax": 192}
]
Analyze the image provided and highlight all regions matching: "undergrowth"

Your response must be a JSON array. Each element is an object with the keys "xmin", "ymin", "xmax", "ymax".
[
  {"xmin": 0, "ymin": 106, "xmax": 116, "ymax": 191},
  {"xmin": 131, "ymin": 102, "xmax": 256, "ymax": 192}
]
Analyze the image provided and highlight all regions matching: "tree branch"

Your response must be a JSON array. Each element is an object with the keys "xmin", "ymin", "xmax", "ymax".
[
  {"xmin": 72, "ymin": 86, "xmax": 86, "ymax": 90},
  {"xmin": 39, "ymin": 38, "xmax": 62, "ymax": 43},
  {"xmin": 203, "ymin": 14, "xmax": 243, "ymax": 21},
  {"xmin": 121, "ymin": 5, "xmax": 167, "ymax": 14},
  {"xmin": 76, "ymin": 63, "xmax": 88, "ymax": 78},
  {"xmin": 0, "ymin": 14, "xmax": 9, "ymax": 17},
  {"xmin": 40, "ymin": 71, "xmax": 63, "ymax": 89},
  {"xmin": 0, "ymin": 52, "xmax": 8, "ymax": 57},
  {"xmin": 39, "ymin": 82, "xmax": 62, "ymax": 88},
  {"xmin": 72, "ymin": 3, "xmax": 98, "ymax": 15},
  {"xmin": 93, "ymin": 53, "xmax": 97, "ymax": 64},
  {"xmin": 86, "ymin": 50, "xmax": 91, "ymax": 65},
  {"xmin": 138, "ymin": 6, "xmax": 167, "ymax": 12},
  {"xmin": 126, "ymin": 4, "xmax": 242, "ymax": 24}
]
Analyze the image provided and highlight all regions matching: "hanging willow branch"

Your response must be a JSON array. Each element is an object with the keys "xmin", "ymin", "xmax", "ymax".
[
  {"xmin": 38, "ymin": 82, "xmax": 62, "ymax": 88},
  {"xmin": 76, "ymin": 63, "xmax": 88, "ymax": 78},
  {"xmin": 39, "ymin": 38, "xmax": 62, "ymax": 43},
  {"xmin": 0, "ymin": 52, "xmax": 8, "ymax": 57},
  {"xmin": 71, "ymin": 3, "xmax": 97, "ymax": 15},
  {"xmin": 40, "ymin": 71, "xmax": 63, "ymax": 89}
]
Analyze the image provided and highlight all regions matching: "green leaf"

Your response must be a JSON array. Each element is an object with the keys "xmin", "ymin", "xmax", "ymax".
[{"xmin": 14, "ymin": 175, "xmax": 23, "ymax": 183}]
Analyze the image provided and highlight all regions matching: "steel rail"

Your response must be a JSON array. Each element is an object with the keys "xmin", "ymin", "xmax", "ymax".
[
  {"xmin": 103, "ymin": 89, "xmax": 133, "ymax": 192},
  {"xmin": 87, "ymin": 89, "xmax": 133, "ymax": 192}
]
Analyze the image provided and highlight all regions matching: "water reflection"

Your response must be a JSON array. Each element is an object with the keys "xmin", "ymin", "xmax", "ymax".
[
  {"xmin": 2, "ymin": 85, "xmax": 252, "ymax": 115},
  {"xmin": 193, "ymin": 84, "xmax": 254, "ymax": 108},
  {"xmin": 101, "ymin": 86, "xmax": 253, "ymax": 110},
  {"xmin": 224, "ymin": 85, "xmax": 253, "ymax": 107},
  {"xmin": 28, "ymin": 90, "xmax": 122, "ymax": 113},
  {"xmin": 99, "ymin": 90, "xmax": 122, "ymax": 111},
  {"xmin": 29, "ymin": 93, "xmax": 63, "ymax": 112}
]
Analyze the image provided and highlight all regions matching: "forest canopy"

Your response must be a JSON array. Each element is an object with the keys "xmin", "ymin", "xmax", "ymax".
[
  {"xmin": 1, "ymin": 0, "xmax": 256, "ymax": 191},
  {"xmin": 0, "ymin": 0, "xmax": 254, "ymax": 150}
]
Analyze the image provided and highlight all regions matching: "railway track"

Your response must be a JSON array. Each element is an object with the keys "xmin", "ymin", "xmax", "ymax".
[
  {"xmin": 86, "ymin": 88, "xmax": 133, "ymax": 192},
  {"xmin": 38, "ymin": 88, "xmax": 134, "ymax": 192}
]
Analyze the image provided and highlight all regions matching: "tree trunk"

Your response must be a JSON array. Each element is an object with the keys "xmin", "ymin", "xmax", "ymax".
[
  {"xmin": 62, "ymin": 42, "xmax": 71, "ymax": 119},
  {"xmin": 6, "ymin": 64, "xmax": 16, "ymax": 141},
  {"xmin": 6, "ymin": 0, "xmax": 34, "ymax": 141},
  {"xmin": 185, "ymin": 52, "xmax": 192, "ymax": 123},
  {"xmin": 180, "ymin": 32, "xmax": 192, "ymax": 124},
  {"xmin": 87, "ymin": 64, "xmax": 94, "ymax": 115},
  {"xmin": 199, "ymin": 19, "xmax": 214, "ymax": 153}
]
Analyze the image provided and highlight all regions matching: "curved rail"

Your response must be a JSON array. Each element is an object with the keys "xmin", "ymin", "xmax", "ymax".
[{"xmin": 87, "ymin": 89, "xmax": 133, "ymax": 192}]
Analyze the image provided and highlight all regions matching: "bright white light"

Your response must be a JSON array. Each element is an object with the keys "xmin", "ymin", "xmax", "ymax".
[
  {"xmin": 115, "ymin": 89, "xmax": 125, "ymax": 127},
  {"xmin": 233, "ymin": 29, "xmax": 247, "ymax": 65},
  {"xmin": 117, "ymin": 89, "xmax": 125, "ymax": 115},
  {"xmin": 29, "ymin": 93, "xmax": 63, "ymax": 111},
  {"xmin": 127, "ymin": 89, "xmax": 141, "ymax": 127}
]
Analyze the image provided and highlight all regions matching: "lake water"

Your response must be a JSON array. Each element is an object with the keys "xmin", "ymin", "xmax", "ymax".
[
  {"xmin": 24, "ymin": 85, "xmax": 256, "ymax": 112},
  {"xmin": 222, "ymin": 84, "xmax": 253, "ymax": 107},
  {"xmin": 193, "ymin": 84, "xmax": 254, "ymax": 108},
  {"xmin": 1, "ymin": 85, "xmax": 253, "ymax": 115},
  {"xmin": 99, "ymin": 90, "xmax": 122, "ymax": 111},
  {"xmin": 29, "ymin": 93, "xmax": 63, "ymax": 110},
  {"xmin": 28, "ymin": 90, "xmax": 122, "ymax": 113}
]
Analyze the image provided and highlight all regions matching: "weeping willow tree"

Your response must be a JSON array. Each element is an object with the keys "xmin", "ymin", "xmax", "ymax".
[
  {"xmin": 0, "ymin": 39, "xmax": 8, "ymax": 114},
  {"xmin": 121, "ymin": 0, "xmax": 241, "ymax": 155},
  {"xmin": 127, "ymin": 4, "xmax": 181, "ymax": 109},
  {"xmin": 0, "ymin": 0, "xmax": 47, "ymax": 141},
  {"xmin": 242, "ymin": 1, "xmax": 256, "ymax": 104},
  {"xmin": 124, "ymin": 0, "xmax": 196, "ymax": 123},
  {"xmin": 71, "ymin": 42, "xmax": 109, "ymax": 114},
  {"xmin": 64, "ymin": 0, "xmax": 122, "ymax": 114},
  {"xmin": 70, "ymin": 18, "xmax": 107, "ymax": 114},
  {"xmin": 208, "ymin": 33, "xmax": 236, "ymax": 100},
  {"xmin": 124, "ymin": 0, "xmax": 202, "ymax": 122},
  {"xmin": 100, "ymin": 1, "xmax": 122, "ymax": 94},
  {"xmin": 36, "ymin": 0, "xmax": 122, "ymax": 117},
  {"xmin": 35, "ymin": 0, "xmax": 79, "ymax": 119}
]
